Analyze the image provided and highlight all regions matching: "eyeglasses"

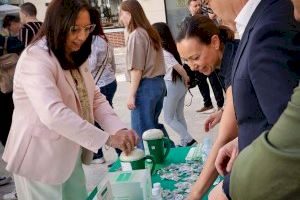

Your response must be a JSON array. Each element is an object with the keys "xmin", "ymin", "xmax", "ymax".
[{"xmin": 69, "ymin": 24, "xmax": 96, "ymax": 35}]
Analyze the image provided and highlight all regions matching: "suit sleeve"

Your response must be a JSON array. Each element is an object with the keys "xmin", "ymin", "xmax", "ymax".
[{"xmin": 248, "ymin": 23, "xmax": 300, "ymax": 125}]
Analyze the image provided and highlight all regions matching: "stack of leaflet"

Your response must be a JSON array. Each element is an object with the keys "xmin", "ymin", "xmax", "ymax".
[{"xmin": 185, "ymin": 144, "xmax": 203, "ymax": 162}]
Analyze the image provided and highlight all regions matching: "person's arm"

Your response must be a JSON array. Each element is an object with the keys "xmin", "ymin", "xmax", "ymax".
[
  {"xmin": 126, "ymin": 29, "xmax": 148, "ymax": 109},
  {"xmin": 173, "ymin": 64, "xmax": 190, "ymax": 87},
  {"xmin": 127, "ymin": 69, "xmax": 142, "ymax": 110},
  {"xmin": 163, "ymin": 51, "xmax": 189, "ymax": 86},
  {"xmin": 215, "ymin": 137, "xmax": 238, "ymax": 176},
  {"xmin": 188, "ymin": 86, "xmax": 238, "ymax": 200},
  {"xmin": 88, "ymin": 36, "xmax": 107, "ymax": 76},
  {"xmin": 204, "ymin": 109, "xmax": 223, "ymax": 132}
]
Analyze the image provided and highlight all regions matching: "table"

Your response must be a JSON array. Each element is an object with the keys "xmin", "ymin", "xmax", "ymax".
[{"xmin": 87, "ymin": 147, "xmax": 219, "ymax": 200}]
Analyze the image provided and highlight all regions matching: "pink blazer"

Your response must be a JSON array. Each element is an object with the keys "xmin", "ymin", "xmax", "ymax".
[{"xmin": 2, "ymin": 39, "xmax": 126, "ymax": 184}]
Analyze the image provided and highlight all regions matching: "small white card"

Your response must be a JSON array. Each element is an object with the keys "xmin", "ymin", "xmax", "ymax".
[{"xmin": 121, "ymin": 162, "xmax": 132, "ymax": 171}]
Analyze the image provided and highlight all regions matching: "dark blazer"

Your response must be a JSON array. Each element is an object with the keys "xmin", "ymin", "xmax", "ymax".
[
  {"xmin": 232, "ymin": 0, "xmax": 300, "ymax": 151},
  {"xmin": 224, "ymin": 0, "xmax": 300, "ymax": 197},
  {"xmin": 218, "ymin": 39, "xmax": 239, "ymax": 90}
]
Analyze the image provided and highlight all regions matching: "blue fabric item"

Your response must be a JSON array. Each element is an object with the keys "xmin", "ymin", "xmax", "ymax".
[
  {"xmin": 223, "ymin": 0, "xmax": 300, "ymax": 197},
  {"xmin": 131, "ymin": 76, "xmax": 170, "ymax": 149},
  {"xmin": 99, "ymin": 80, "xmax": 117, "ymax": 106},
  {"xmin": 218, "ymin": 40, "xmax": 240, "ymax": 91},
  {"xmin": 0, "ymin": 35, "xmax": 24, "ymax": 56}
]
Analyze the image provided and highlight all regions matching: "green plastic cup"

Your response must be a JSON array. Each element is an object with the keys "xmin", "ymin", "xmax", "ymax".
[
  {"xmin": 142, "ymin": 129, "xmax": 171, "ymax": 164},
  {"xmin": 119, "ymin": 148, "xmax": 156, "ymax": 174}
]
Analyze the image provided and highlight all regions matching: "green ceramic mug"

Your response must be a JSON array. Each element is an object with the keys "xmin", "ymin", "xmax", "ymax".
[
  {"xmin": 119, "ymin": 148, "xmax": 156, "ymax": 174},
  {"xmin": 142, "ymin": 129, "xmax": 171, "ymax": 164}
]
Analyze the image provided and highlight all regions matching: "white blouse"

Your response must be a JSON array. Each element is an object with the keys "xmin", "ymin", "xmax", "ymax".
[
  {"xmin": 163, "ymin": 50, "xmax": 179, "ymax": 81},
  {"xmin": 88, "ymin": 35, "xmax": 116, "ymax": 88}
]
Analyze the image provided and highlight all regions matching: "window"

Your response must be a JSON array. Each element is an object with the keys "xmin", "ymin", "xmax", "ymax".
[{"xmin": 90, "ymin": 0, "xmax": 123, "ymax": 29}]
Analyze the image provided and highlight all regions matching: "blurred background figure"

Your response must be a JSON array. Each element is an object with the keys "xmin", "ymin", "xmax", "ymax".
[
  {"xmin": 18, "ymin": 2, "xmax": 42, "ymax": 47},
  {"xmin": 188, "ymin": 0, "xmax": 202, "ymax": 16},
  {"xmin": 153, "ymin": 22, "xmax": 196, "ymax": 147},
  {"xmin": 88, "ymin": 7, "xmax": 121, "ymax": 164},
  {"xmin": 1, "ymin": 15, "xmax": 21, "ymax": 37},
  {"xmin": 119, "ymin": 0, "xmax": 169, "ymax": 149}
]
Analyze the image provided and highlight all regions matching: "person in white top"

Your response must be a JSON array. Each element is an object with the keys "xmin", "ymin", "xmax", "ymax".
[
  {"xmin": 152, "ymin": 22, "xmax": 196, "ymax": 147},
  {"xmin": 88, "ymin": 8, "xmax": 120, "ymax": 164}
]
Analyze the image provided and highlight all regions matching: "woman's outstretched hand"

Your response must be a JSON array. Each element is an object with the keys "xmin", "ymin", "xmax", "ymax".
[{"xmin": 106, "ymin": 129, "xmax": 139, "ymax": 155}]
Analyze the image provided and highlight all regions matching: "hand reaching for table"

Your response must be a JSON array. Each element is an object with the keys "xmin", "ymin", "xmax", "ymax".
[
  {"xmin": 106, "ymin": 129, "xmax": 139, "ymax": 155},
  {"xmin": 204, "ymin": 109, "xmax": 223, "ymax": 132},
  {"xmin": 215, "ymin": 138, "xmax": 239, "ymax": 176}
]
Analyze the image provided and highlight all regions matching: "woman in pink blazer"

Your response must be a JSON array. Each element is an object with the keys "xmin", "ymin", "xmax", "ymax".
[{"xmin": 2, "ymin": 0, "xmax": 138, "ymax": 199}]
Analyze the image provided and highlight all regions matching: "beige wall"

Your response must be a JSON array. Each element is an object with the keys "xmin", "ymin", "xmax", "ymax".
[
  {"xmin": 138, "ymin": 0, "xmax": 166, "ymax": 23},
  {"xmin": 25, "ymin": 0, "xmax": 166, "ymax": 23}
]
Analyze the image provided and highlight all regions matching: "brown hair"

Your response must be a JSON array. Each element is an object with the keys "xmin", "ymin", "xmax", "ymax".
[
  {"xmin": 3, "ymin": 14, "xmax": 20, "ymax": 28},
  {"xmin": 89, "ymin": 7, "xmax": 108, "ymax": 42},
  {"xmin": 31, "ymin": 0, "xmax": 92, "ymax": 70},
  {"xmin": 120, "ymin": 0, "xmax": 161, "ymax": 51},
  {"xmin": 152, "ymin": 22, "xmax": 182, "ymax": 82},
  {"xmin": 177, "ymin": 15, "xmax": 234, "ymax": 49},
  {"xmin": 20, "ymin": 2, "xmax": 37, "ymax": 17}
]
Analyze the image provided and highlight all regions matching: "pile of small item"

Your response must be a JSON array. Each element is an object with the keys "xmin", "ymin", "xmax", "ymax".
[
  {"xmin": 156, "ymin": 144, "xmax": 222, "ymax": 199},
  {"xmin": 157, "ymin": 162, "xmax": 203, "ymax": 199}
]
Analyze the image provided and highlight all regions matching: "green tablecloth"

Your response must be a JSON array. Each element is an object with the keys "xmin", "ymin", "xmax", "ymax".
[{"xmin": 106, "ymin": 147, "xmax": 217, "ymax": 200}]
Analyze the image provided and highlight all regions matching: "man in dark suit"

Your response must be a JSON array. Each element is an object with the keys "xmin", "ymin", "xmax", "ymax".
[
  {"xmin": 209, "ymin": 0, "xmax": 300, "ymax": 199},
  {"xmin": 229, "ymin": 2, "xmax": 300, "ymax": 198}
]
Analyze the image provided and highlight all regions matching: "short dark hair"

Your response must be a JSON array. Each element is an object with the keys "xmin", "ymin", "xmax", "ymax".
[
  {"xmin": 31, "ymin": 0, "xmax": 92, "ymax": 70},
  {"xmin": 20, "ymin": 2, "xmax": 37, "ymax": 17},
  {"xmin": 3, "ymin": 15, "xmax": 20, "ymax": 28}
]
